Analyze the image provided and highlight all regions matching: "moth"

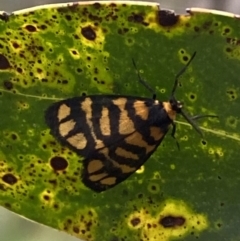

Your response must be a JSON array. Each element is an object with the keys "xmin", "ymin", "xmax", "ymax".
[{"xmin": 45, "ymin": 52, "xmax": 216, "ymax": 192}]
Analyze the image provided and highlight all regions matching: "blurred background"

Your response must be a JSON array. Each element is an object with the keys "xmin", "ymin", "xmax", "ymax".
[
  {"xmin": 1, "ymin": 0, "xmax": 240, "ymax": 13},
  {"xmin": 0, "ymin": 0, "xmax": 239, "ymax": 241}
]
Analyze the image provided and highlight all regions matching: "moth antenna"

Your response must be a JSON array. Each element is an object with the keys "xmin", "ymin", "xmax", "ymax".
[
  {"xmin": 180, "ymin": 109, "xmax": 203, "ymax": 136},
  {"xmin": 171, "ymin": 52, "xmax": 197, "ymax": 96},
  {"xmin": 180, "ymin": 111, "xmax": 218, "ymax": 136},
  {"xmin": 132, "ymin": 58, "xmax": 156, "ymax": 99}
]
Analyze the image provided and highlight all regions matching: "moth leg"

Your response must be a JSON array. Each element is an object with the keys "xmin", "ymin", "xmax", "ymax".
[
  {"xmin": 191, "ymin": 114, "xmax": 218, "ymax": 120},
  {"xmin": 171, "ymin": 122, "xmax": 180, "ymax": 150}
]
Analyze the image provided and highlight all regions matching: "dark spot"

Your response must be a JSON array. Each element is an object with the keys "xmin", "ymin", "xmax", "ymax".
[
  {"xmin": 2, "ymin": 173, "xmax": 18, "ymax": 185},
  {"xmin": 0, "ymin": 12, "xmax": 10, "ymax": 22},
  {"xmin": 40, "ymin": 25, "xmax": 47, "ymax": 30},
  {"xmin": 73, "ymin": 227, "xmax": 80, "ymax": 233},
  {"xmin": 202, "ymin": 21, "xmax": 212, "ymax": 30},
  {"xmin": 127, "ymin": 38, "xmax": 133, "ymax": 44},
  {"xmin": 194, "ymin": 26, "xmax": 200, "ymax": 32},
  {"xmin": 42, "ymin": 78, "xmax": 48, "ymax": 82},
  {"xmin": 67, "ymin": 218, "xmax": 72, "ymax": 224},
  {"xmin": 62, "ymin": 80, "xmax": 68, "ymax": 84},
  {"xmin": 37, "ymin": 68, "xmax": 43, "ymax": 74},
  {"xmin": 110, "ymin": 3, "xmax": 117, "ymax": 7},
  {"xmin": 218, "ymin": 176, "xmax": 222, "ymax": 180},
  {"xmin": 190, "ymin": 94, "xmax": 195, "ymax": 99},
  {"xmin": 4, "ymin": 203, "xmax": 11, "ymax": 209},
  {"xmin": 65, "ymin": 15, "xmax": 72, "ymax": 21},
  {"xmin": 128, "ymin": 13, "xmax": 144, "ymax": 23},
  {"xmin": 16, "ymin": 67, "xmax": 23, "ymax": 73},
  {"xmin": 138, "ymin": 193, "xmax": 143, "ymax": 198},
  {"xmin": 118, "ymin": 28, "xmax": 129, "ymax": 35},
  {"xmin": 81, "ymin": 26, "xmax": 96, "ymax": 40},
  {"xmin": 11, "ymin": 134, "xmax": 17, "ymax": 140},
  {"xmin": 0, "ymin": 54, "xmax": 11, "ymax": 69},
  {"xmin": 88, "ymin": 13, "xmax": 102, "ymax": 22},
  {"xmin": 38, "ymin": 46, "xmax": 44, "ymax": 51},
  {"xmin": 158, "ymin": 10, "xmax": 179, "ymax": 27},
  {"xmin": 226, "ymin": 47, "xmax": 232, "ymax": 52},
  {"xmin": 87, "ymin": 56, "xmax": 91, "ymax": 61},
  {"xmin": 201, "ymin": 140, "xmax": 207, "ymax": 145},
  {"xmin": 226, "ymin": 37, "xmax": 231, "ymax": 44},
  {"xmin": 93, "ymin": 2, "xmax": 101, "ymax": 9},
  {"xmin": 86, "ymin": 221, "xmax": 92, "ymax": 229},
  {"xmin": 43, "ymin": 195, "xmax": 50, "ymax": 201},
  {"xmin": 25, "ymin": 25, "xmax": 37, "ymax": 32},
  {"xmin": 49, "ymin": 179, "xmax": 57, "ymax": 185},
  {"xmin": 224, "ymin": 28, "xmax": 230, "ymax": 34},
  {"xmin": 50, "ymin": 156, "xmax": 68, "ymax": 171},
  {"xmin": 82, "ymin": 92, "xmax": 86, "ymax": 96},
  {"xmin": 94, "ymin": 67, "xmax": 98, "ymax": 74},
  {"xmin": 3, "ymin": 80, "xmax": 13, "ymax": 90},
  {"xmin": 151, "ymin": 185, "xmax": 156, "ymax": 191},
  {"xmin": 131, "ymin": 217, "xmax": 141, "ymax": 227},
  {"xmin": 12, "ymin": 42, "xmax": 20, "ymax": 49},
  {"xmin": 77, "ymin": 68, "xmax": 82, "ymax": 73},
  {"xmin": 54, "ymin": 203, "xmax": 59, "ymax": 209},
  {"xmin": 183, "ymin": 56, "xmax": 189, "ymax": 62},
  {"xmin": 159, "ymin": 216, "xmax": 185, "ymax": 228},
  {"xmin": 71, "ymin": 50, "xmax": 78, "ymax": 55},
  {"xmin": 217, "ymin": 223, "xmax": 222, "ymax": 228}
]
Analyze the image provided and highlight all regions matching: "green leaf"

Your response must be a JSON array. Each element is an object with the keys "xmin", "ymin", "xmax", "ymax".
[{"xmin": 0, "ymin": 2, "xmax": 239, "ymax": 241}]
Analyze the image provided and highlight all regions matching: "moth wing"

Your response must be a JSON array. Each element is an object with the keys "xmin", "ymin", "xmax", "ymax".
[
  {"xmin": 82, "ymin": 124, "xmax": 167, "ymax": 192},
  {"xmin": 45, "ymin": 95, "xmax": 169, "ymax": 192},
  {"xmin": 45, "ymin": 95, "xmax": 155, "ymax": 156}
]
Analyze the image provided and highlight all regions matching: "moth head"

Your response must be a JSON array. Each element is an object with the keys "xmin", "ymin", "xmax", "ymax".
[{"xmin": 169, "ymin": 96, "xmax": 183, "ymax": 114}]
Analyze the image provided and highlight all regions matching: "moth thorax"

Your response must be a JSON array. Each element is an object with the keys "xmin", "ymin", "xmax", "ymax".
[{"xmin": 162, "ymin": 101, "xmax": 177, "ymax": 121}]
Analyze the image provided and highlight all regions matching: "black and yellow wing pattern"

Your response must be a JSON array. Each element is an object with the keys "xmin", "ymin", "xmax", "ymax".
[{"xmin": 45, "ymin": 95, "xmax": 175, "ymax": 192}]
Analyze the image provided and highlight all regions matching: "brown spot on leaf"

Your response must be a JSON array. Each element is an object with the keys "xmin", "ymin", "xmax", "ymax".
[
  {"xmin": 0, "ymin": 54, "xmax": 11, "ymax": 69},
  {"xmin": 12, "ymin": 42, "xmax": 20, "ymax": 49},
  {"xmin": 4, "ymin": 203, "xmax": 11, "ymax": 209},
  {"xmin": 2, "ymin": 173, "xmax": 18, "ymax": 185},
  {"xmin": 73, "ymin": 227, "xmax": 80, "ymax": 233},
  {"xmin": 50, "ymin": 156, "xmax": 68, "ymax": 171},
  {"xmin": 131, "ymin": 217, "xmax": 141, "ymax": 227},
  {"xmin": 0, "ymin": 12, "xmax": 10, "ymax": 22},
  {"xmin": 11, "ymin": 133, "xmax": 17, "ymax": 140},
  {"xmin": 159, "ymin": 215, "xmax": 185, "ymax": 228},
  {"xmin": 25, "ymin": 25, "xmax": 37, "ymax": 32},
  {"xmin": 226, "ymin": 47, "xmax": 232, "ymax": 52},
  {"xmin": 65, "ymin": 15, "xmax": 72, "ymax": 21},
  {"xmin": 183, "ymin": 55, "xmax": 189, "ymax": 62},
  {"xmin": 43, "ymin": 195, "xmax": 50, "ymax": 201},
  {"xmin": 93, "ymin": 2, "xmax": 101, "ymax": 9},
  {"xmin": 194, "ymin": 26, "xmax": 200, "ymax": 32},
  {"xmin": 118, "ymin": 28, "xmax": 129, "ymax": 35},
  {"xmin": 3, "ymin": 80, "xmax": 13, "ymax": 90},
  {"xmin": 202, "ymin": 21, "xmax": 212, "ymax": 30},
  {"xmin": 158, "ymin": 10, "xmax": 179, "ymax": 27},
  {"xmin": 81, "ymin": 26, "xmax": 96, "ymax": 40},
  {"xmin": 16, "ymin": 67, "xmax": 23, "ymax": 73},
  {"xmin": 128, "ymin": 13, "xmax": 148, "ymax": 26}
]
